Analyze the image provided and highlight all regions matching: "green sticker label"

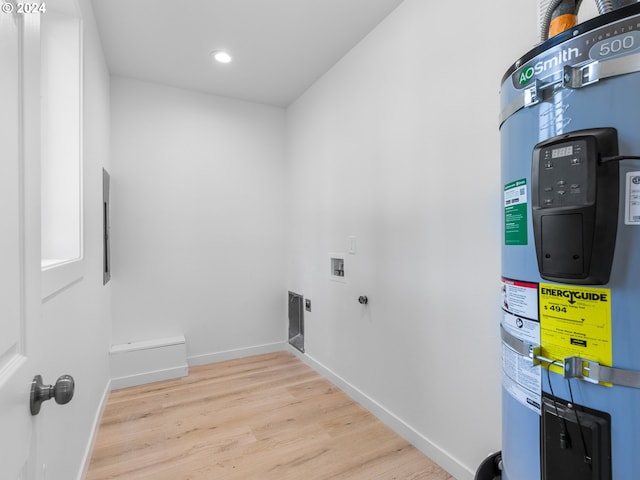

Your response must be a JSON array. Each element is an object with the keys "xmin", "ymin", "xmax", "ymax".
[
  {"xmin": 518, "ymin": 66, "xmax": 535, "ymax": 86},
  {"xmin": 504, "ymin": 179, "xmax": 528, "ymax": 246}
]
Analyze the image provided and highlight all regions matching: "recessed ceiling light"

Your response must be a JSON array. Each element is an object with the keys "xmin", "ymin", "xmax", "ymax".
[{"xmin": 211, "ymin": 50, "xmax": 232, "ymax": 64}]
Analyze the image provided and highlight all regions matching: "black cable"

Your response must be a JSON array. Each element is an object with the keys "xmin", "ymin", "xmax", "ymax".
[
  {"xmin": 546, "ymin": 361, "xmax": 571, "ymax": 449},
  {"xmin": 567, "ymin": 378, "xmax": 592, "ymax": 467},
  {"xmin": 600, "ymin": 155, "xmax": 640, "ymax": 163}
]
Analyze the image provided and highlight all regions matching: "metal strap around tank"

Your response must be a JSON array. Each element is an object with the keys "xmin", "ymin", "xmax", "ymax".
[
  {"xmin": 501, "ymin": 324, "xmax": 640, "ymax": 389},
  {"xmin": 564, "ymin": 356, "xmax": 640, "ymax": 389},
  {"xmin": 591, "ymin": 51, "xmax": 640, "ymax": 83},
  {"xmin": 500, "ymin": 323, "xmax": 539, "ymax": 361},
  {"xmin": 499, "ymin": 52, "xmax": 640, "ymax": 125}
]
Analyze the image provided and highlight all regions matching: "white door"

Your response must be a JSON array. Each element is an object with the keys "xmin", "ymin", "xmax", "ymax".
[{"xmin": 0, "ymin": 7, "xmax": 43, "ymax": 479}]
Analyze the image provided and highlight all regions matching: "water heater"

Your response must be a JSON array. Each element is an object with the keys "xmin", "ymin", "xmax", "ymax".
[{"xmin": 499, "ymin": 3, "xmax": 640, "ymax": 479}]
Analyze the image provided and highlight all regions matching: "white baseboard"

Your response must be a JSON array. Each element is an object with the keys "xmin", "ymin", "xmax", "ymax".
[
  {"xmin": 110, "ymin": 336, "xmax": 188, "ymax": 390},
  {"xmin": 77, "ymin": 379, "xmax": 111, "ymax": 480},
  {"xmin": 110, "ymin": 365, "xmax": 189, "ymax": 390},
  {"xmin": 287, "ymin": 345, "xmax": 474, "ymax": 480},
  {"xmin": 188, "ymin": 341, "xmax": 286, "ymax": 367}
]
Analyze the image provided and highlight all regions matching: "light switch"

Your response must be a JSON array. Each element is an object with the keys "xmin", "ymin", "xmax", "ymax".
[{"xmin": 348, "ymin": 236, "xmax": 357, "ymax": 255}]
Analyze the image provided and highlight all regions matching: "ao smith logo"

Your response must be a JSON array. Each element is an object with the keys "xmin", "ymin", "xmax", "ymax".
[
  {"xmin": 540, "ymin": 287, "xmax": 608, "ymax": 305},
  {"xmin": 517, "ymin": 46, "xmax": 581, "ymax": 86}
]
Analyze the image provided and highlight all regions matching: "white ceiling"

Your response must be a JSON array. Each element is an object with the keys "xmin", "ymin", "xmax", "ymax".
[{"xmin": 91, "ymin": 0, "xmax": 405, "ymax": 107}]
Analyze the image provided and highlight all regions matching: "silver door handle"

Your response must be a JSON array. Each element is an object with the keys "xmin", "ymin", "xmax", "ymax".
[{"xmin": 30, "ymin": 374, "xmax": 75, "ymax": 415}]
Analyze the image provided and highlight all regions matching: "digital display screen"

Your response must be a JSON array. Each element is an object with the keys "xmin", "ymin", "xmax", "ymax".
[{"xmin": 551, "ymin": 145, "xmax": 574, "ymax": 159}]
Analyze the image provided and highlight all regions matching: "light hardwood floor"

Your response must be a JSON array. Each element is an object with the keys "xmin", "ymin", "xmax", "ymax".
[{"xmin": 86, "ymin": 351, "xmax": 454, "ymax": 480}]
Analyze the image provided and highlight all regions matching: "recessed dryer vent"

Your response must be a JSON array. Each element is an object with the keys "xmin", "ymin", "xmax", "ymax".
[{"xmin": 288, "ymin": 291, "xmax": 304, "ymax": 353}]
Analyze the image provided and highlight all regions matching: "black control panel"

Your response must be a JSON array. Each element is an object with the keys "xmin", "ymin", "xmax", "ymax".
[
  {"xmin": 532, "ymin": 128, "xmax": 619, "ymax": 284},
  {"xmin": 539, "ymin": 139, "xmax": 591, "ymax": 208}
]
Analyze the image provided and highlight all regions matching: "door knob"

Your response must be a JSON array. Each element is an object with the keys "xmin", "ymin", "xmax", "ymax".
[{"xmin": 30, "ymin": 374, "xmax": 75, "ymax": 415}]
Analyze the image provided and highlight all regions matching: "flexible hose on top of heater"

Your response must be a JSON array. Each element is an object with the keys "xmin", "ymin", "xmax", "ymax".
[
  {"xmin": 540, "ymin": 0, "xmax": 575, "ymax": 42},
  {"xmin": 537, "ymin": 0, "xmax": 640, "ymax": 42}
]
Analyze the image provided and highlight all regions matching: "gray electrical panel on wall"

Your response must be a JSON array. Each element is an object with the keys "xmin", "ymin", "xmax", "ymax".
[
  {"xmin": 288, "ymin": 291, "xmax": 304, "ymax": 353},
  {"xmin": 103, "ymin": 168, "xmax": 111, "ymax": 285}
]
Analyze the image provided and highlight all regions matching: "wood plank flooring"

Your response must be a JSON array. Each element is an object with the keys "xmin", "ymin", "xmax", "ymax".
[{"xmin": 86, "ymin": 351, "xmax": 454, "ymax": 480}]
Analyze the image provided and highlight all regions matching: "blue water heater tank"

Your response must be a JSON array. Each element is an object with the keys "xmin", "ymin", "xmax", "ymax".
[{"xmin": 500, "ymin": 4, "xmax": 640, "ymax": 479}]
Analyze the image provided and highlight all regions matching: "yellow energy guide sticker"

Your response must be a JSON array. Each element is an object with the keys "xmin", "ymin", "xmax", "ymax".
[{"xmin": 539, "ymin": 283, "xmax": 612, "ymax": 379}]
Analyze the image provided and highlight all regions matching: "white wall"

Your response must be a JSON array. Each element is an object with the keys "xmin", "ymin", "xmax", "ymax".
[
  {"xmin": 38, "ymin": 0, "xmax": 112, "ymax": 478},
  {"xmin": 110, "ymin": 78, "xmax": 287, "ymax": 363},
  {"xmin": 285, "ymin": 1, "xmax": 539, "ymax": 478}
]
